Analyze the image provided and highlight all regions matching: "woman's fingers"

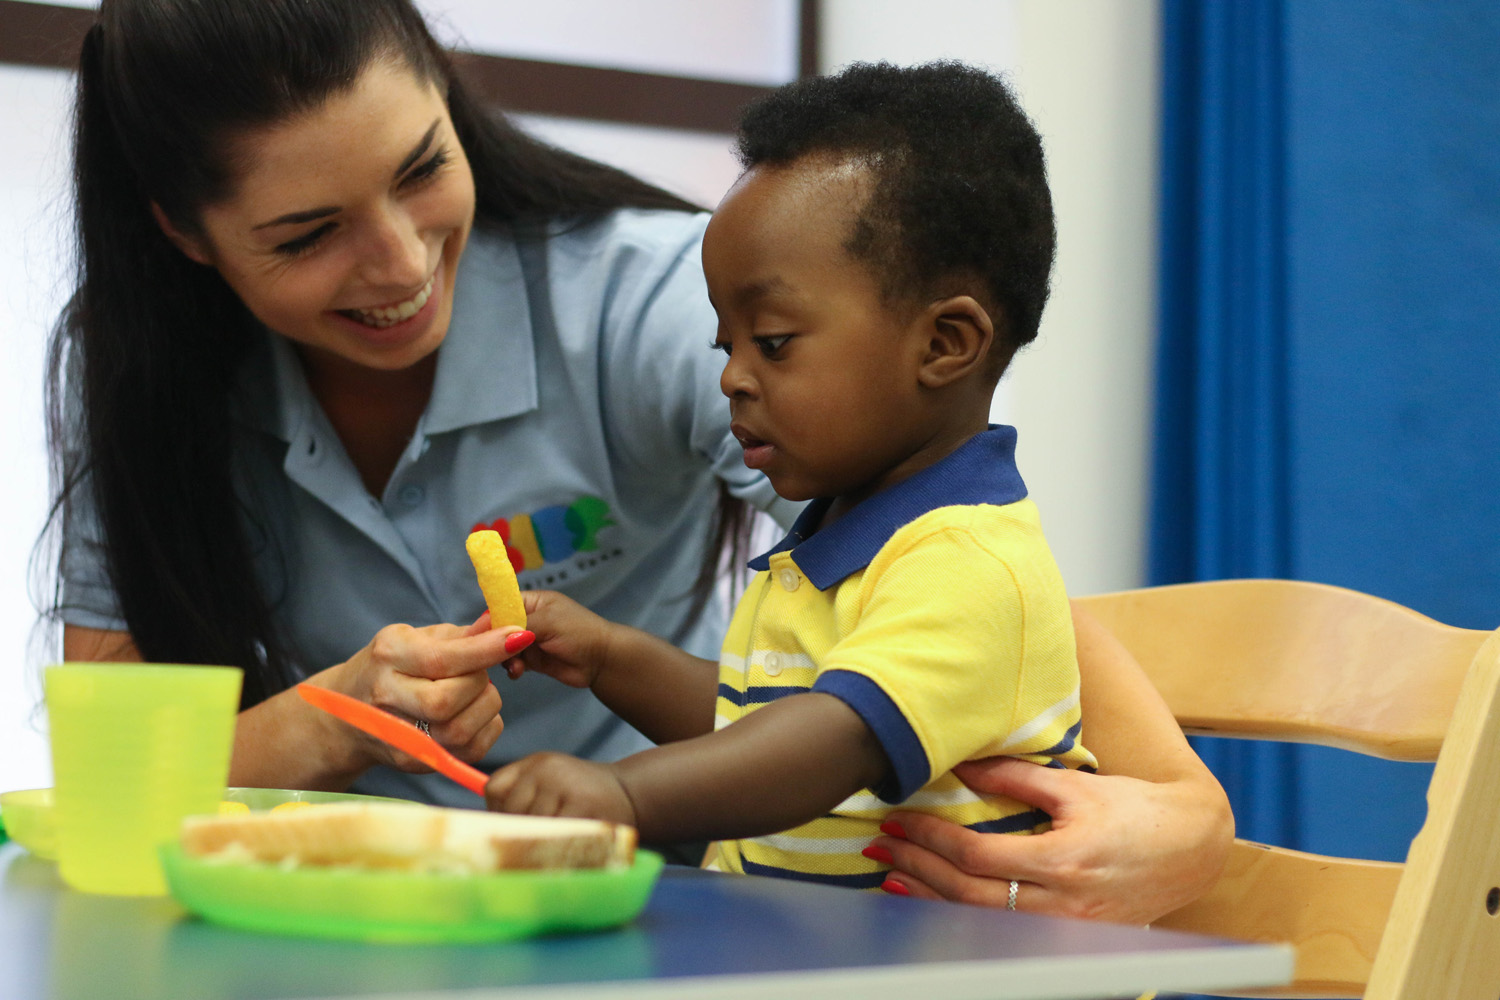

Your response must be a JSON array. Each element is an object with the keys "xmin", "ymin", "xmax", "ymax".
[
  {"xmin": 884, "ymin": 808, "xmax": 1057, "ymax": 884},
  {"xmin": 952, "ymin": 756, "xmax": 1081, "ymax": 815},
  {"xmin": 427, "ymin": 680, "xmax": 504, "ymax": 762},
  {"xmin": 368, "ymin": 621, "xmax": 529, "ymax": 681},
  {"xmin": 879, "ymin": 860, "xmax": 1060, "ymax": 916}
]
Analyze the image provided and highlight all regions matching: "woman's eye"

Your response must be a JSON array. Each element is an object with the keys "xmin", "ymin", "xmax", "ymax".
[
  {"xmin": 400, "ymin": 149, "xmax": 450, "ymax": 189},
  {"xmin": 709, "ymin": 340, "xmax": 732, "ymax": 356},
  {"xmin": 756, "ymin": 334, "xmax": 792, "ymax": 358},
  {"xmin": 274, "ymin": 222, "xmax": 334, "ymax": 258}
]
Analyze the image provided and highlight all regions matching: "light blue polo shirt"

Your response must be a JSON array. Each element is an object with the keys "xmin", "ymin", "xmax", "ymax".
[{"xmin": 60, "ymin": 208, "xmax": 798, "ymax": 807}]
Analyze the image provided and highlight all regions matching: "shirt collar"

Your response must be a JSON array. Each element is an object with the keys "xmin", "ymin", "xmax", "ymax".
[
  {"xmin": 230, "ymin": 228, "xmax": 539, "ymax": 442},
  {"xmin": 748, "ymin": 425, "xmax": 1028, "ymax": 590},
  {"xmin": 423, "ymin": 229, "xmax": 538, "ymax": 434}
]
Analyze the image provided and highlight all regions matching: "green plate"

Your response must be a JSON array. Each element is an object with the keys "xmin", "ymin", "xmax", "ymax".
[
  {"xmin": 0, "ymin": 787, "xmax": 407, "ymax": 862},
  {"xmin": 160, "ymin": 843, "xmax": 664, "ymax": 943}
]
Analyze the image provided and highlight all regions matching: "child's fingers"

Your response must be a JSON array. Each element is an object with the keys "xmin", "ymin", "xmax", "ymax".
[{"xmin": 483, "ymin": 765, "xmax": 521, "ymax": 812}]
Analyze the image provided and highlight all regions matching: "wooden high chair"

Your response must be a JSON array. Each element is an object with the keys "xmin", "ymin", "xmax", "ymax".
[{"xmin": 1076, "ymin": 579, "xmax": 1500, "ymax": 999}]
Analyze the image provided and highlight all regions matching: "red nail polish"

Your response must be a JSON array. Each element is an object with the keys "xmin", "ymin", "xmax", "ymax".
[
  {"xmin": 879, "ymin": 820, "xmax": 907, "ymax": 839},
  {"xmin": 862, "ymin": 844, "xmax": 894, "ymax": 865},
  {"xmin": 504, "ymin": 630, "xmax": 535, "ymax": 654},
  {"xmin": 880, "ymin": 879, "xmax": 910, "ymax": 896}
]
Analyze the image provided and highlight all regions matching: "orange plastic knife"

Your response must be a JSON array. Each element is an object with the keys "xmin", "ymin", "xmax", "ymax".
[{"xmin": 296, "ymin": 683, "xmax": 488, "ymax": 796}]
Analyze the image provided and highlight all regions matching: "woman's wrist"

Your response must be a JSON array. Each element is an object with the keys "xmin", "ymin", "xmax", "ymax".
[{"xmin": 229, "ymin": 680, "xmax": 371, "ymax": 791}]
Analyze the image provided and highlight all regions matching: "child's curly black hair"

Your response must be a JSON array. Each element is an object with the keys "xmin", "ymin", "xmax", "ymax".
[{"xmin": 734, "ymin": 60, "xmax": 1056, "ymax": 372}]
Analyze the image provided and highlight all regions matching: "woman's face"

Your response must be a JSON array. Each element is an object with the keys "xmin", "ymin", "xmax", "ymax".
[{"xmin": 179, "ymin": 58, "xmax": 476, "ymax": 374}]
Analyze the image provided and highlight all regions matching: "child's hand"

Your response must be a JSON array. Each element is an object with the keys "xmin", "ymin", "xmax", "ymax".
[
  {"xmin": 484, "ymin": 752, "xmax": 637, "ymax": 826},
  {"xmin": 499, "ymin": 590, "xmax": 616, "ymax": 688}
]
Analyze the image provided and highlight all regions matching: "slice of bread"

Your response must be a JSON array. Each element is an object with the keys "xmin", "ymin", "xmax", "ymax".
[{"xmin": 180, "ymin": 803, "xmax": 636, "ymax": 873}]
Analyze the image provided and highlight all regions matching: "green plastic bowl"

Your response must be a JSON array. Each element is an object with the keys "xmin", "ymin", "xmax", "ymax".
[
  {"xmin": 160, "ymin": 844, "xmax": 664, "ymax": 943},
  {"xmin": 0, "ymin": 788, "xmax": 57, "ymax": 860}
]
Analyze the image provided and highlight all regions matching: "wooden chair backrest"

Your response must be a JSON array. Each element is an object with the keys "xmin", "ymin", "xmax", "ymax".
[{"xmin": 1077, "ymin": 579, "xmax": 1500, "ymax": 999}]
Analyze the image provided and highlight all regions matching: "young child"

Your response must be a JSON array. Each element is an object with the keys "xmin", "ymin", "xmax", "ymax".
[{"xmin": 485, "ymin": 60, "xmax": 1096, "ymax": 887}]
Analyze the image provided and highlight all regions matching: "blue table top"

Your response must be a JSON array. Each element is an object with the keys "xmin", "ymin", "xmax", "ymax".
[{"xmin": 0, "ymin": 844, "xmax": 1291, "ymax": 1000}]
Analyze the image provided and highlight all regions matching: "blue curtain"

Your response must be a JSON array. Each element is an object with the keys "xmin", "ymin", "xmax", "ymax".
[
  {"xmin": 1153, "ymin": 0, "xmax": 1301, "ymax": 851},
  {"xmin": 1153, "ymin": 0, "xmax": 1500, "ymax": 879}
]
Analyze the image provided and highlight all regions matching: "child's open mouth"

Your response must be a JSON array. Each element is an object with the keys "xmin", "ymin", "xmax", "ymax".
[{"xmin": 732, "ymin": 426, "xmax": 774, "ymax": 470}]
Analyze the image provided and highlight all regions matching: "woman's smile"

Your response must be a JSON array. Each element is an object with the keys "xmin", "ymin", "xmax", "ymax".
[
  {"xmin": 329, "ymin": 265, "xmax": 444, "ymax": 349},
  {"xmin": 338, "ymin": 272, "xmax": 436, "ymax": 328}
]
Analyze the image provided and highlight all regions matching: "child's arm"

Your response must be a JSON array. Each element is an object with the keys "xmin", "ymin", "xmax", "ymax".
[
  {"xmin": 485, "ymin": 692, "xmax": 889, "ymax": 844},
  {"xmin": 505, "ymin": 590, "xmax": 719, "ymax": 745}
]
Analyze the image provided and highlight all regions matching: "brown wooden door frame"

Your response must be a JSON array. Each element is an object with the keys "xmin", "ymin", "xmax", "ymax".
[{"xmin": 0, "ymin": 0, "xmax": 817, "ymax": 132}]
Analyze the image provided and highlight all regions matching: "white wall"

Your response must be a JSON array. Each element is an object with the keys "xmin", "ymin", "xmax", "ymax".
[
  {"xmin": 822, "ymin": 0, "xmax": 1161, "ymax": 599},
  {"xmin": 0, "ymin": 63, "xmax": 77, "ymax": 795}
]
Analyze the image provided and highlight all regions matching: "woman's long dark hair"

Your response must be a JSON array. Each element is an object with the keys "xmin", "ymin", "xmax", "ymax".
[{"xmin": 45, "ymin": 0, "xmax": 741, "ymax": 707}]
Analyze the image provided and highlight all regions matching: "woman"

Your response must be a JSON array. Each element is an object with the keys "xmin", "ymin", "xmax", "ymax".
[{"xmin": 47, "ymin": 0, "xmax": 1227, "ymax": 923}]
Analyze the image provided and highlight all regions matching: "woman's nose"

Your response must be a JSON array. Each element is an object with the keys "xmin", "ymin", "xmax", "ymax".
[{"xmin": 359, "ymin": 206, "xmax": 427, "ymax": 288}]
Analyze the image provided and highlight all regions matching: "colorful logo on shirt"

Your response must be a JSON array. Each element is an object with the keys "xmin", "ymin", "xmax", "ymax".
[{"xmin": 470, "ymin": 495, "xmax": 616, "ymax": 573}]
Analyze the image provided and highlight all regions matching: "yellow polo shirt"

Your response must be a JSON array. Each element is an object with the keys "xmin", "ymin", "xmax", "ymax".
[{"xmin": 709, "ymin": 426, "xmax": 1096, "ymax": 887}]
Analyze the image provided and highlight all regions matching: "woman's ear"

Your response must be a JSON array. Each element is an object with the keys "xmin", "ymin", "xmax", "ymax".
[
  {"xmin": 917, "ymin": 295, "xmax": 995, "ymax": 388},
  {"xmin": 150, "ymin": 202, "xmax": 213, "ymax": 266}
]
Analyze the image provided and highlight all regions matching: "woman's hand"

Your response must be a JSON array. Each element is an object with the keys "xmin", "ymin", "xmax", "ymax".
[
  {"xmin": 498, "ymin": 590, "xmax": 617, "ymax": 688},
  {"xmin": 315, "ymin": 615, "xmax": 532, "ymax": 774},
  {"xmin": 872, "ymin": 756, "xmax": 1233, "ymax": 925}
]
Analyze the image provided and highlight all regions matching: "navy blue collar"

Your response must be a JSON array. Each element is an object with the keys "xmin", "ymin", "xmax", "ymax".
[{"xmin": 749, "ymin": 425, "xmax": 1028, "ymax": 590}]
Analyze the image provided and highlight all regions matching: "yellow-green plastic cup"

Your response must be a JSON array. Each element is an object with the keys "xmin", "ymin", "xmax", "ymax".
[{"xmin": 45, "ymin": 663, "xmax": 242, "ymax": 896}]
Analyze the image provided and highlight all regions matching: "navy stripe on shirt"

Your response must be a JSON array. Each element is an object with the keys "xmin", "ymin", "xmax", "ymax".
[
  {"xmin": 966, "ymin": 808, "xmax": 1053, "ymax": 835},
  {"xmin": 813, "ymin": 668, "xmax": 928, "ymax": 803},
  {"xmin": 1037, "ymin": 717, "xmax": 1083, "ymax": 759},
  {"xmin": 741, "ymin": 858, "xmax": 890, "ymax": 889}
]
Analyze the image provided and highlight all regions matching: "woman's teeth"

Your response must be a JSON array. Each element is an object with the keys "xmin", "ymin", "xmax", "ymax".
[{"xmin": 342, "ymin": 275, "xmax": 434, "ymax": 328}]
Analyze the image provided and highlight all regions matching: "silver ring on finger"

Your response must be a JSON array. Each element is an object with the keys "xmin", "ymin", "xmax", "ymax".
[
  {"xmin": 415, "ymin": 718, "xmax": 431, "ymax": 736},
  {"xmin": 1007, "ymin": 879, "xmax": 1019, "ymax": 911}
]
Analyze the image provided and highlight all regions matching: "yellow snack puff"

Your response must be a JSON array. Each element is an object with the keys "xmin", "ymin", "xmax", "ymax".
[
  {"xmin": 270, "ymin": 800, "xmax": 316, "ymax": 814},
  {"xmin": 466, "ymin": 529, "xmax": 527, "ymax": 630},
  {"xmin": 217, "ymin": 800, "xmax": 250, "ymax": 816}
]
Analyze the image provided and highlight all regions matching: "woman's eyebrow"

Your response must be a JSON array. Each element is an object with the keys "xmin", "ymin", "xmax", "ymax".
[
  {"xmin": 251, "ymin": 120, "xmax": 442, "ymax": 231},
  {"xmin": 253, "ymin": 206, "xmax": 338, "ymax": 231},
  {"xmin": 393, "ymin": 120, "xmax": 441, "ymax": 178}
]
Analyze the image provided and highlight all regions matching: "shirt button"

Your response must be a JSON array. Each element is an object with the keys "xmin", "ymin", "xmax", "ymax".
[
  {"xmin": 778, "ymin": 569, "xmax": 801, "ymax": 592},
  {"xmin": 764, "ymin": 653, "xmax": 783, "ymax": 677},
  {"xmin": 398, "ymin": 485, "xmax": 425, "ymax": 506}
]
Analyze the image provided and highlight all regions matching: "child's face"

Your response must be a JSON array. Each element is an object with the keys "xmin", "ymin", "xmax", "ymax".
[{"xmin": 702, "ymin": 157, "xmax": 937, "ymax": 506}]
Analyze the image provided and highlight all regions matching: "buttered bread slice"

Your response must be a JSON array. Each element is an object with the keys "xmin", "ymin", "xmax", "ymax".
[{"xmin": 180, "ymin": 803, "xmax": 636, "ymax": 872}]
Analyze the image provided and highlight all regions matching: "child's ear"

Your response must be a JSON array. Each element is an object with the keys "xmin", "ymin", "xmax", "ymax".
[
  {"xmin": 916, "ymin": 295, "xmax": 994, "ymax": 388},
  {"xmin": 150, "ymin": 202, "xmax": 213, "ymax": 266}
]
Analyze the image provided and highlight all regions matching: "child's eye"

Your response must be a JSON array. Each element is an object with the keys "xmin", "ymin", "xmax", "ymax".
[
  {"xmin": 274, "ymin": 222, "xmax": 335, "ymax": 258},
  {"xmin": 400, "ymin": 149, "xmax": 450, "ymax": 189},
  {"xmin": 709, "ymin": 340, "xmax": 732, "ymax": 356},
  {"xmin": 755, "ymin": 334, "xmax": 792, "ymax": 358}
]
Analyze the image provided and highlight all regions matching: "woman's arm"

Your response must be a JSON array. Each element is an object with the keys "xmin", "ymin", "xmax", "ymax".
[{"xmin": 872, "ymin": 601, "xmax": 1233, "ymax": 925}]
